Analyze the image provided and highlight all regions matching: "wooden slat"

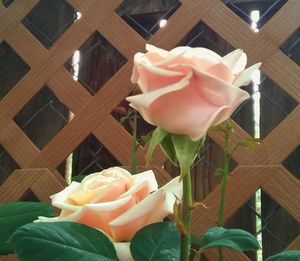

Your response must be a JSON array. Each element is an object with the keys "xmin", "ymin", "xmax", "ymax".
[
  {"xmin": 203, "ymin": 1, "xmax": 255, "ymax": 51},
  {"xmin": 47, "ymin": 67, "xmax": 92, "ymax": 114},
  {"xmin": 0, "ymin": 254, "xmax": 17, "ymax": 261},
  {"xmin": 65, "ymin": 0, "xmax": 97, "ymax": 13},
  {"xmin": 191, "ymin": 166, "xmax": 277, "ymax": 236},
  {"xmin": 93, "ymin": 115, "xmax": 136, "ymax": 165},
  {"xmin": 257, "ymin": 0, "xmax": 300, "ymax": 47},
  {"xmin": 5, "ymin": 24, "xmax": 48, "ymax": 67},
  {"xmin": 0, "ymin": 168, "xmax": 65, "ymax": 203},
  {"xmin": 0, "ymin": 121, "xmax": 39, "ymax": 168},
  {"xmin": 285, "ymin": 235, "xmax": 300, "ymax": 250},
  {"xmin": 0, "ymin": 1, "xmax": 299, "ymax": 260},
  {"xmin": 30, "ymin": 169, "xmax": 66, "ymax": 203},
  {"xmin": 204, "ymin": 248, "xmax": 250, "ymax": 261},
  {"xmin": 261, "ymin": 166, "xmax": 300, "ymax": 222},
  {"xmin": 248, "ymin": 106, "xmax": 300, "ymax": 165},
  {"xmin": 264, "ymin": 51, "xmax": 300, "ymax": 103},
  {"xmin": 0, "ymin": 0, "xmax": 39, "ymax": 42},
  {"xmin": 29, "ymin": 63, "xmax": 132, "ymax": 169},
  {"xmin": 98, "ymin": 12, "xmax": 145, "ymax": 59},
  {"xmin": 150, "ymin": 0, "xmax": 217, "ymax": 49}
]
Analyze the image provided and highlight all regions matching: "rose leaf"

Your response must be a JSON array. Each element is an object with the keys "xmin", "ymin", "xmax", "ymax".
[
  {"xmin": 0, "ymin": 202, "xmax": 54, "ymax": 255},
  {"xmin": 71, "ymin": 175, "xmax": 86, "ymax": 182},
  {"xmin": 130, "ymin": 222, "xmax": 180, "ymax": 261},
  {"xmin": 10, "ymin": 222, "xmax": 118, "ymax": 261},
  {"xmin": 200, "ymin": 227, "xmax": 260, "ymax": 252},
  {"xmin": 265, "ymin": 250, "xmax": 300, "ymax": 261}
]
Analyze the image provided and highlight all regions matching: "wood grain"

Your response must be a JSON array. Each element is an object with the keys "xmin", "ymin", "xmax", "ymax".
[{"xmin": 0, "ymin": 1, "xmax": 299, "ymax": 260}]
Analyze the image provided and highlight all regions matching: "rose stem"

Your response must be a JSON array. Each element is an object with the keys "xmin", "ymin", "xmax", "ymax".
[
  {"xmin": 180, "ymin": 167, "xmax": 193, "ymax": 261},
  {"xmin": 218, "ymin": 121, "xmax": 232, "ymax": 261},
  {"xmin": 131, "ymin": 110, "xmax": 138, "ymax": 174}
]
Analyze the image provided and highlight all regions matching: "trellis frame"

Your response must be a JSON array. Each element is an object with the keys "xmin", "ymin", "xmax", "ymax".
[{"xmin": 0, "ymin": 0, "xmax": 299, "ymax": 260}]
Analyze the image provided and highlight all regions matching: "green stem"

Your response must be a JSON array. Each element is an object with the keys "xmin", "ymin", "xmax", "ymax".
[
  {"xmin": 131, "ymin": 110, "xmax": 137, "ymax": 174},
  {"xmin": 218, "ymin": 121, "xmax": 232, "ymax": 261},
  {"xmin": 180, "ymin": 167, "xmax": 193, "ymax": 261}
]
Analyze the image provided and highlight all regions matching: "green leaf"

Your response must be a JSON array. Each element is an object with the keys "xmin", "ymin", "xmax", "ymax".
[
  {"xmin": 0, "ymin": 202, "xmax": 54, "ymax": 255},
  {"xmin": 172, "ymin": 135, "xmax": 201, "ymax": 177},
  {"xmin": 71, "ymin": 175, "xmax": 85, "ymax": 182},
  {"xmin": 191, "ymin": 235, "xmax": 202, "ymax": 247},
  {"xmin": 10, "ymin": 222, "xmax": 118, "ymax": 261},
  {"xmin": 160, "ymin": 134, "xmax": 177, "ymax": 165},
  {"xmin": 201, "ymin": 227, "xmax": 260, "ymax": 252},
  {"xmin": 214, "ymin": 168, "xmax": 224, "ymax": 176},
  {"xmin": 265, "ymin": 251, "xmax": 300, "ymax": 261},
  {"xmin": 146, "ymin": 127, "xmax": 169, "ymax": 165},
  {"xmin": 131, "ymin": 222, "xmax": 180, "ymax": 261},
  {"xmin": 211, "ymin": 121, "xmax": 234, "ymax": 134},
  {"xmin": 239, "ymin": 138, "xmax": 262, "ymax": 149},
  {"xmin": 210, "ymin": 124, "xmax": 227, "ymax": 133}
]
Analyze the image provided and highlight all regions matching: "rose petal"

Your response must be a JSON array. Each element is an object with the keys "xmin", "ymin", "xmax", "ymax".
[
  {"xmin": 233, "ymin": 63, "xmax": 262, "ymax": 87},
  {"xmin": 81, "ymin": 167, "xmax": 132, "ymax": 185},
  {"xmin": 144, "ymin": 68, "xmax": 249, "ymax": 140},
  {"xmin": 80, "ymin": 167, "xmax": 133, "ymax": 203},
  {"xmin": 67, "ymin": 186, "xmax": 107, "ymax": 205},
  {"xmin": 222, "ymin": 49, "xmax": 247, "ymax": 75},
  {"xmin": 37, "ymin": 195, "xmax": 136, "ymax": 238},
  {"xmin": 120, "ymin": 170, "xmax": 158, "ymax": 203},
  {"xmin": 131, "ymin": 170, "xmax": 158, "ymax": 192},
  {"xmin": 135, "ymin": 62, "xmax": 184, "ymax": 93},
  {"xmin": 109, "ymin": 176, "xmax": 182, "ymax": 241},
  {"xmin": 109, "ymin": 190, "xmax": 166, "ymax": 241},
  {"xmin": 126, "ymin": 73, "xmax": 191, "ymax": 126},
  {"xmin": 172, "ymin": 46, "xmax": 222, "ymax": 63},
  {"xmin": 51, "ymin": 181, "xmax": 82, "ymax": 212},
  {"xmin": 114, "ymin": 242, "xmax": 133, "ymax": 261},
  {"xmin": 78, "ymin": 196, "xmax": 135, "ymax": 236},
  {"xmin": 146, "ymin": 44, "xmax": 170, "ymax": 57}
]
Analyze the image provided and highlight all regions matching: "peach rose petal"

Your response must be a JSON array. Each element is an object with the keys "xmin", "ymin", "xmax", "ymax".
[
  {"xmin": 126, "ymin": 73, "xmax": 191, "ymax": 121},
  {"xmin": 131, "ymin": 170, "xmax": 158, "ymax": 192},
  {"xmin": 233, "ymin": 63, "xmax": 262, "ymax": 87},
  {"xmin": 172, "ymin": 46, "xmax": 222, "ymax": 64},
  {"xmin": 109, "ymin": 176, "xmax": 182, "ymax": 241},
  {"xmin": 109, "ymin": 190, "xmax": 167, "ymax": 241},
  {"xmin": 145, "ymin": 44, "xmax": 170, "ymax": 57},
  {"xmin": 134, "ymin": 61, "xmax": 184, "ymax": 92},
  {"xmin": 120, "ymin": 170, "xmax": 158, "ymax": 203},
  {"xmin": 68, "ymin": 187, "xmax": 105, "ymax": 206},
  {"xmin": 51, "ymin": 181, "xmax": 82, "ymax": 212},
  {"xmin": 114, "ymin": 242, "xmax": 133, "ymax": 261},
  {"xmin": 144, "ymin": 69, "xmax": 249, "ymax": 140},
  {"xmin": 153, "ymin": 51, "xmax": 187, "ymax": 67},
  {"xmin": 81, "ymin": 167, "xmax": 132, "ymax": 186},
  {"xmin": 192, "ymin": 68, "xmax": 249, "ymax": 106},
  {"xmin": 171, "ymin": 47, "xmax": 234, "ymax": 82},
  {"xmin": 78, "ymin": 196, "xmax": 136, "ymax": 236},
  {"xmin": 36, "ymin": 195, "xmax": 136, "ymax": 236},
  {"xmin": 222, "ymin": 49, "xmax": 247, "ymax": 75},
  {"xmin": 94, "ymin": 179, "xmax": 128, "ymax": 203}
]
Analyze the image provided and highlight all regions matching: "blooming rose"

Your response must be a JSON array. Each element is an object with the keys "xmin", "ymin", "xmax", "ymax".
[
  {"xmin": 37, "ymin": 167, "xmax": 182, "ymax": 261},
  {"xmin": 126, "ymin": 44, "xmax": 261, "ymax": 141}
]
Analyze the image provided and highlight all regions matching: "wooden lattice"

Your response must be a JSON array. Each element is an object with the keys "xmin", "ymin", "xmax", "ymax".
[{"xmin": 0, "ymin": 0, "xmax": 299, "ymax": 260}]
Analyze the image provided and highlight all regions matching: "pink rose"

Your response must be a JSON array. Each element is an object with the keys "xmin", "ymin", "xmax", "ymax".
[
  {"xmin": 37, "ymin": 167, "xmax": 182, "ymax": 260},
  {"xmin": 126, "ymin": 44, "xmax": 261, "ymax": 141}
]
